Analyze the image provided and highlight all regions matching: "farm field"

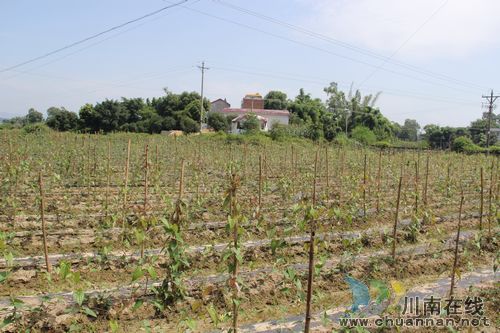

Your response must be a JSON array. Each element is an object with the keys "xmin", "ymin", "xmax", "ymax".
[{"xmin": 0, "ymin": 130, "xmax": 498, "ymax": 332}]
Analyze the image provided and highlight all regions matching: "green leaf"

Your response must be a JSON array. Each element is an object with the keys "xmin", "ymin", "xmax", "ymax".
[
  {"xmin": 132, "ymin": 300, "xmax": 143, "ymax": 311},
  {"xmin": 370, "ymin": 280, "xmax": 390, "ymax": 304},
  {"xmin": 146, "ymin": 266, "xmax": 157, "ymax": 280},
  {"xmin": 73, "ymin": 289, "xmax": 85, "ymax": 307},
  {"xmin": 109, "ymin": 319, "xmax": 119, "ymax": 332},
  {"xmin": 10, "ymin": 298, "xmax": 24, "ymax": 309},
  {"xmin": 131, "ymin": 267, "xmax": 144, "ymax": 282},
  {"xmin": 0, "ymin": 271, "xmax": 10, "ymax": 283},
  {"xmin": 207, "ymin": 304, "xmax": 219, "ymax": 327},
  {"xmin": 81, "ymin": 306, "xmax": 97, "ymax": 318}
]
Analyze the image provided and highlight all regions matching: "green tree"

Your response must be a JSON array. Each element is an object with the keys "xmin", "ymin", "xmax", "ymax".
[
  {"xmin": 241, "ymin": 113, "xmax": 260, "ymax": 132},
  {"xmin": 264, "ymin": 91, "xmax": 288, "ymax": 110},
  {"xmin": 207, "ymin": 112, "xmax": 228, "ymax": 132},
  {"xmin": 469, "ymin": 113, "xmax": 499, "ymax": 146},
  {"xmin": 351, "ymin": 125, "xmax": 377, "ymax": 144},
  {"xmin": 398, "ymin": 119, "xmax": 420, "ymax": 141},
  {"xmin": 288, "ymin": 89, "xmax": 325, "ymax": 124},
  {"xmin": 26, "ymin": 108, "xmax": 43, "ymax": 123},
  {"xmin": 46, "ymin": 107, "xmax": 79, "ymax": 131}
]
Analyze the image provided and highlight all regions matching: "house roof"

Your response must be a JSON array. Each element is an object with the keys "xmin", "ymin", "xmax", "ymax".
[
  {"xmin": 210, "ymin": 98, "xmax": 230, "ymax": 105},
  {"xmin": 232, "ymin": 114, "xmax": 268, "ymax": 123},
  {"xmin": 220, "ymin": 108, "xmax": 289, "ymax": 116}
]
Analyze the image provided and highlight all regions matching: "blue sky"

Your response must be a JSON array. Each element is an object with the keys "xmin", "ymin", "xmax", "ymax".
[{"xmin": 1, "ymin": 0, "xmax": 499, "ymax": 127}]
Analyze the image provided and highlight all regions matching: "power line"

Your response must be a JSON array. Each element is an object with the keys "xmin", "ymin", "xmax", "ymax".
[
  {"xmin": 213, "ymin": 0, "xmax": 487, "ymax": 91},
  {"xmin": 0, "ymin": 0, "xmax": 188, "ymax": 74},
  {"xmin": 209, "ymin": 65, "xmax": 478, "ymax": 106},
  {"xmin": 176, "ymin": 2, "xmax": 481, "ymax": 95},
  {"xmin": 358, "ymin": 0, "xmax": 449, "ymax": 88}
]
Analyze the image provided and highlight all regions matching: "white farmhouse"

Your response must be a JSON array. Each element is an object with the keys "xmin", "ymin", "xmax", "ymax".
[{"xmin": 209, "ymin": 93, "xmax": 290, "ymax": 134}]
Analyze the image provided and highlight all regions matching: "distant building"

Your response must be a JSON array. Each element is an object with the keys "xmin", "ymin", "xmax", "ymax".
[
  {"xmin": 230, "ymin": 114, "xmax": 268, "ymax": 134},
  {"xmin": 209, "ymin": 93, "xmax": 289, "ymax": 134},
  {"xmin": 210, "ymin": 98, "xmax": 230, "ymax": 113},
  {"xmin": 241, "ymin": 93, "xmax": 264, "ymax": 109}
]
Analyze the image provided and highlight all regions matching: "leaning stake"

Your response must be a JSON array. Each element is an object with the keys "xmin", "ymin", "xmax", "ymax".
[{"xmin": 392, "ymin": 165, "xmax": 403, "ymax": 261}]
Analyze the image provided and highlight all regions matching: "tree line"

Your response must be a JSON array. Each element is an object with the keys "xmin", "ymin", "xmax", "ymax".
[{"xmin": 2, "ymin": 83, "xmax": 498, "ymax": 151}]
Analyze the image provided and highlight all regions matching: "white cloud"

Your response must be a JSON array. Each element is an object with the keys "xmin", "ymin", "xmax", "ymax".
[{"xmin": 299, "ymin": 0, "xmax": 500, "ymax": 59}]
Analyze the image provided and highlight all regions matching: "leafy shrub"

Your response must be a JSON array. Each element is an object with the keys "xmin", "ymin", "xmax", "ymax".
[
  {"xmin": 373, "ymin": 141, "xmax": 391, "ymax": 149},
  {"xmin": 333, "ymin": 133, "xmax": 350, "ymax": 145},
  {"xmin": 452, "ymin": 136, "xmax": 483, "ymax": 153},
  {"xmin": 351, "ymin": 126, "xmax": 376, "ymax": 144},
  {"xmin": 304, "ymin": 123, "xmax": 322, "ymax": 141},
  {"xmin": 488, "ymin": 145, "xmax": 500, "ymax": 155},
  {"xmin": 270, "ymin": 123, "xmax": 290, "ymax": 141},
  {"xmin": 241, "ymin": 114, "xmax": 260, "ymax": 132},
  {"xmin": 179, "ymin": 117, "xmax": 200, "ymax": 133},
  {"xmin": 207, "ymin": 112, "xmax": 229, "ymax": 132},
  {"xmin": 22, "ymin": 123, "xmax": 51, "ymax": 134}
]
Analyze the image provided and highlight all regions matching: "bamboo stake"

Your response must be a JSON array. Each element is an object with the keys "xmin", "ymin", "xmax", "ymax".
[
  {"xmin": 304, "ymin": 150, "xmax": 319, "ymax": 333},
  {"xmin": 123, "ymin": 139, "xmax": 131, "ymax": 210},
  {"xmin": 178, "ymin": 159, "xmax": 185, "ymax": 201},
  {"xmin": 258, "ymin": 154, "xmax": 263, "ymax": 213},
  {"xmin": 446, "ymin": 163, "xmax": 451, "ymax": 197},
  {"xmin": 38, "ymin": 172, "xmax": 51, "ymax": 273},
  {"xmin": 449, "ymin": 192, "xmax": 465, "ymax": 297},
  {"xmin": 325, "ymin": 147, "xmax": 329, "ymax": 200},
  {"xmin": 141, "ymin": 145, "xmax": 149, "ymax": 259},
  {"xmin": 479, "ymin": 167, "xmax": 484, "ymax": 231},
  {"xmin": 229, "ymin": 171, "xmax": 240, "ymax": 333},
  {"xmin": 155, "ymin": 144, "xmax": 159, "ymax": 174},
  {"xmin": 363, "ymin": 153, "xmax": 367, "ymax": 219},
  {"xmin": 414, "ymin": 160, "xmax": 419, "ymax": 214},
  {"xmin": 105, "ymin": 141, "xmax": 111, "ymax": 217},
  {"xmin": 376, "ymin": 149, "xmax": 382, "ymax": 213},
  {"xmin": 391, "ymin": 165, "xmax": 403, "ymax": 261},
  {"xmin": 144, "ymin": 145, "xmax": 149, "ymax": 213},
  {"xmin": 488, "ymin": 161, "xmax": 494, "ymax": 237},
  {"xmin": 423, "ymin": 153, "xmax": 430, "ymax": 207}
]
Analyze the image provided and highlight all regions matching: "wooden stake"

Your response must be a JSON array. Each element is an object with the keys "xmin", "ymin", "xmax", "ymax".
[
  {"xmin": 363, "ymin": 153, "xmax": 367, "ymax": 219},
  {"xmin": 325, "ymin": 147, "xmax": 330, "ymax": 200},
  {"xmin": 258, "ymin": 154, "xmax": 263, "ymax": 213},
  {"xmin": 423, "ymin": 154, "xmax": 429, "ymax": 207},
  {"xmin": 414, "ymin": 160, "xmax": 419, "ymax": 214},
  {"xmin": 141, "ymin": 145, "xmax": 149, "ymax": 259},
  {"xmin": 178, "ymin": 159, "xmax": 185, "ymax": 201},
  {"xmin": 105, "ymin": 141, "xmax": 111, "ymax": 217},
  {"xmin": 376, "ymin": 149, "xmax": 382, "ymax": 213},
  {"xmin": 229, "ymin": 171, "xmax": 240, "ymax": 333},
  {"xmin": 449, "ymin": 192, "xmax": 465, "ymax": 297},
  {"xmin": 392, "ymin": 165, "xmax": 403, "ymax": 261},
  {"xmin": 479, "ymin": 167, "xmax": 484, "ymax": 231},
  {"xmin": 488, "ymin": 161, "xmax": 494, "ymax": 237},
  {"xmin": 304, "ymin": 150, "xmax": 319, "ymax": 333},
  {"xmin": 38, "ymin": 172, "xmax": 51, "ymax": 273},
  {"xmin": 144, "ymin": 145, "xmax": 149, "ymax": 213},
  {"xmin": 123, "ymin": 139, "xmax": 131, "ymax": 210},
  {"xmin": 446, "ymin": 163, "xmax": 451, "ymax": 197}
]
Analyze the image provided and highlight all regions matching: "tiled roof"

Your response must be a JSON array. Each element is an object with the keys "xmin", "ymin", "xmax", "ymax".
[{"xmin": 219, "ymin": 108, "xmax": 289, "ymax": 116}]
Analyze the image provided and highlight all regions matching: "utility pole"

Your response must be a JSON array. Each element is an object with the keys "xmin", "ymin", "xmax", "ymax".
[
  {"xmin": 197, "ymin": 61, "xmax": 209, "ymax": 132},
  {"xmin": 482, "ymin": 90, "xmax": 499, "ymax": 154}
]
